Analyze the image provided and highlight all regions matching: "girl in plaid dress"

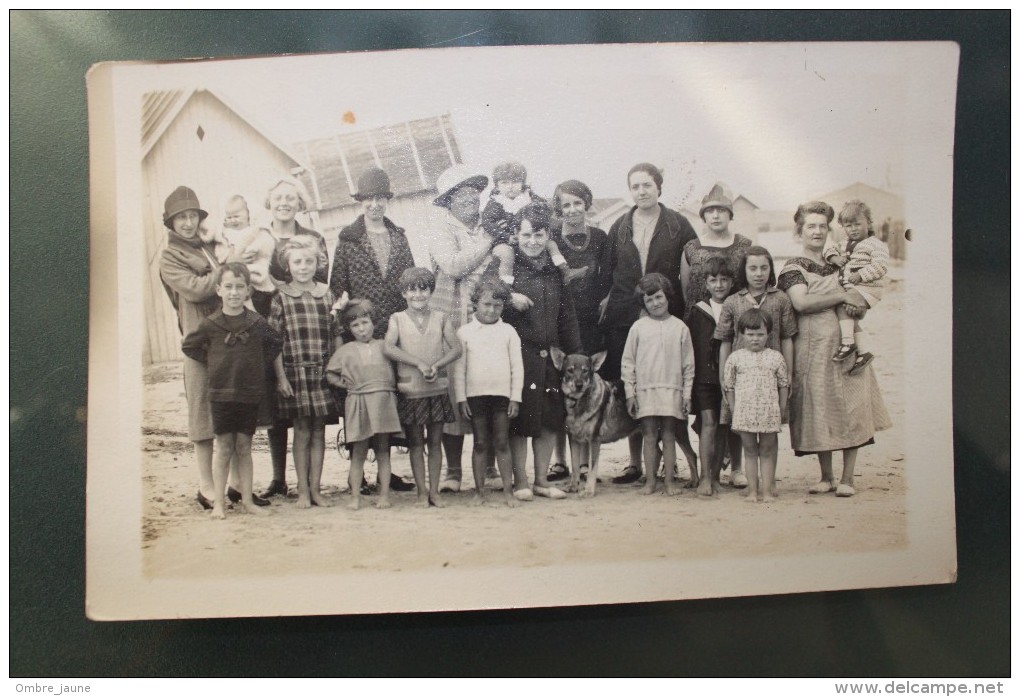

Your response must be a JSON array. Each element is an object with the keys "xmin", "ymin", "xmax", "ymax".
[{"xmin": 270, "ymin": 237, "xmax": 339, "ymax": 509}]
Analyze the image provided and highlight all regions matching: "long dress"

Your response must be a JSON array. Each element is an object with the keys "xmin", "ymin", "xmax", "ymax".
[{"xmin": 777, "ymin": 258, "xmax": 891, "ymax": 454}]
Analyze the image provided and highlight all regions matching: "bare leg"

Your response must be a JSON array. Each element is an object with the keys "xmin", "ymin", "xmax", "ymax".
[
  {"xmin": 308, "ymin": 419, "xmax": 332, "ymax": 507},
  {"xmin": 675, "ymin": 419, "xmax": 698, "ymax": 488},
  {"xmin": 696, "ymin": 409, "xmax": 719, "ymax": 497},
  {"xmin": 292, "ymin": 418, "xmax": 312, "ymax": 508},
  {"xmin": 661, "ymin": 418, "xmax": 679, "ymax": 496},
  {"xmin": 509, "ymin": 434, "xmax": 530, "ymax": 495},
  {"xmin": 426, "ymin": 424, "xmax": 445, "ymax": 507},
  {"xmin": 639, "ymin": 418, "xmax": 660, "ymax": 495},
  {"xmin": 406, "ymin": 425, "xmax": 428, "ymax": 507},
  {"xmin": 739, "ymin": 431, "xmax": 761, "ymax": 502},
  {"xmin": 759, "ymin": 432, "xmax": 779, "ymax": 502},
  {"xmin": 348, "ymin": 441, "xmax": 368, "ymax": 510},
  {"xmin": 491, "ymin": 408, "xmax": 518, "ymax": 507},
  {"xmin": 374, "ymin": 434, "xmax": 392, "ymax": 508},
  {"xmin": 469, "ymin": 411, "xmax": 491, "ymax": 507},
  {"xmin": 629, "ymin": 430, "xmax": 643, "ymax": 473},
  {"xmin": 211, "ymin": 433, "xmax": 233, "ymax": 519},
  {"xmin": 234, "ymin": 433, "xmax": 267, "ymax": 515}
]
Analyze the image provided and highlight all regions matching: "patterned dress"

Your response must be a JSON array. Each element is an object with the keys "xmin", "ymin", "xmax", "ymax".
[
  {"xmin": 777, "ymin": 258, "xmax": 892, "ymax": 454},
  {"xmin": 723, "ymin": 348, "xmax": 790, "ymax": 433},
  {"xmin": 682, "ymin": 234, "xmax": 752, "ymax": 318},
  {"xmin": 268, "ymin": 282, "xmax": 339, "ymax": 420}
]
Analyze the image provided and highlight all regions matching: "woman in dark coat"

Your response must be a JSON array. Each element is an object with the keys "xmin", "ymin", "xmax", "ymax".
[
  {"xmin": 328, "ymin": 168, "xmax": 416, "ymax": 339},
  {"xmin": 504, "ymin": 201, "xmax": 582, "ymax": 500},
  {"xmin": 601, "ymin": 163, "xmax": 699, "ymax": 484}
]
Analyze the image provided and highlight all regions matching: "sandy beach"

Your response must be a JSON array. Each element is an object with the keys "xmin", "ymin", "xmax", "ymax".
[{"xmin": 141, "ymin": 277, "xmax": 906, "ymax": 582}]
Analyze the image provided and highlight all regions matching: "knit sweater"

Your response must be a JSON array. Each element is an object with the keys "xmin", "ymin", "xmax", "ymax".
[{"xmin": 453, "ymin": 318, "xmax": 524, "ymax": 403}]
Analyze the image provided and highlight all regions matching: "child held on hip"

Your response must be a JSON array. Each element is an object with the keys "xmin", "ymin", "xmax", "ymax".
[
  {"xmin": 824, "ymin": 199, "xmax": 889, "ymax": 375},
  {"xmin": 454, "ymin": 278, "xmax": 524, "ymax": 508},
  {"xmin": 269, "ymin": 237, "xmax": 340, "ymax": 509},
  {"xmin": 621, "ymin": 273, "xmax": 695, "ymax": 496},
  {"xmin": 723, "ymin": 308, "xmax": 790, "ymax": 503},
  {"xmin": 182, "ymin": 263, "xmax": 282, "ymax": 519},
  {"xmin": 328, "ymin": 299, "xmax": 403, "ymax": 510},
  {"xmin": 482, "ymin": 160, "xmax": 587, "ymax": 286},
  {"xmin": 383, "ymin": 268, "xmax": 462, "ymax": 509}
]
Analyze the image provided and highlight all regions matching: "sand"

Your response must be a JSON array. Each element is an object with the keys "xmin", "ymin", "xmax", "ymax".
[{"xmin": 141, "ymin": 279, "xmax": 907, "ymax": 582}]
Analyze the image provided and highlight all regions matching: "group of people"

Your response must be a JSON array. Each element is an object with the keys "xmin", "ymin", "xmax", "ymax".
[{"xmin": 158, "ymin": 159, "xmax": 891, "ymax": 518}]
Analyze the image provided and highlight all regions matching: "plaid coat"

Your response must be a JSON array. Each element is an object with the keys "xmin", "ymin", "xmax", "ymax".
[
  {"xmin": 268, "ymin": 282, "xmax": 339, "ymax": 419},
  {"xmin": 328, "ymin": 215, "xmax": 415, "ymax": 339}
]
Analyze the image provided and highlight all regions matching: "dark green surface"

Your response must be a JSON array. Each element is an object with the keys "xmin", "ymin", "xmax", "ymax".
[{"xmin": 10, "ymin": 11, "xmax": 1008, "ymax": 676}]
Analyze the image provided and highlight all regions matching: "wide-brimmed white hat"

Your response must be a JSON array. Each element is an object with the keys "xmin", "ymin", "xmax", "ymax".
[{"xmin": 433, "ymin": 164, "xmax": 489, "ymax": 207}]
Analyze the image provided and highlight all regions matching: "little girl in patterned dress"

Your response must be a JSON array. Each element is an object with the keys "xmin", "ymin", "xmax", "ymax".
[
  {"xmin": 269, "ymin": 236, "xmax": 339, "ymax": 509},
  {"xmin": 722, "ymin": 308, "xmax": 790, "ymax": 504}
]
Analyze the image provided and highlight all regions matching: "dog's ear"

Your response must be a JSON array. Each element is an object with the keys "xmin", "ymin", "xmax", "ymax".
[
  {"xmin": 590, "ymin": 350, "xmax": 608, "ymax": 372},
  {"xmin": 550, "ymin": 345, "xmax": 566, "ymax": 371}
]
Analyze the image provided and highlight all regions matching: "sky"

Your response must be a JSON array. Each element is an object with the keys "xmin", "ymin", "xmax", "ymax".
[{"xmin": 137, "ymin": 42, "xmax": 918, "ymax": 213}]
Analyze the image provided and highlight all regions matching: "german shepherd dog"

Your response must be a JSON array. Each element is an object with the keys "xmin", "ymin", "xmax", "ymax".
[{"xmin": 550, "ymin": 348, "xmax": 637, "ymax": 497}]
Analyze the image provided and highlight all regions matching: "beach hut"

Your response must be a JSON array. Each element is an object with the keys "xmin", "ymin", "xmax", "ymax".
[
  {"xmin": 141, "ymin": 88, "xmax": 311, "ymax": 364},
  {"xmin": 293, "ymin": 114, "xmax": 464, "ymax": 267}
]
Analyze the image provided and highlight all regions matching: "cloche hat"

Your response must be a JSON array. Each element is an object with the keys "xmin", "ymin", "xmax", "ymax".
[
  {"xmin": 352, "ymin": 167, "xmax": 393, "ymax": 201},
  {"xmin": 163, "ymin": 186, "xmax": 209, "ymax": 229},
  {"xmin": 698, "ymin": 182, "xmax": 735, "ymax": 220},
  {"xmin": 433, "ymin": 164, "xmax": 489, "ymax": 207}
]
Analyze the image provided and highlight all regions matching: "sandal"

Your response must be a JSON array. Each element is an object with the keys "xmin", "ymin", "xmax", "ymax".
[
  {"xmin": 832, "ymin": 343, "xmax": 857, "ymax": 361},
  {"xmin": 547, "ymin": 462, "xmax": 569, "ymax": 481},
  {"xmin": 612, "ymin": 466, "xmax": 642, "ymax": 484},
  {"xmin": 848, "ymin": 352, "xmax": 874, "ymax": 376}
]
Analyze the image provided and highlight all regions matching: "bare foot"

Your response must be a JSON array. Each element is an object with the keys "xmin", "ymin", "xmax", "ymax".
[
  {"xmin": 211, "ymin": 504, "xmax": 227, "ymax": 520},
  {"xmin": 761, "ymin": 494, "xmax": 776, "ymax": 503},
  {"xmin": 428, "ymin": 495, "xmax": 446, "ymax": 509},
  {"xmin": 375, "ymin": 497, "xmax": 392, "ymax": 509},
  {"xmin": 639, "ymin": 483, "xmax": 656, "ymax": 496},
  {"xmin": 348, "ymin": 497, "xmax": 361, "ymax": 511},
  {"xmin": 743, "ymin": 492, "xmax": 759, "ymax": 503},
  {"xmin": 416, "ymin": 496, "xmax": 430, "ymax": 509},
  {"xmin": 664, "ymin": 481, "xmax": 679, "ymax": 496},
  {"xmin": 469, "ymin": 494, "xmax": 485, "ymax": 507},
  {"xmin": 697, "ymin": 479, "xmax": 715, "ymax": 497},
  {"xmin": 504, "ymin": 495, "xmax": 521, "ymax": 508},
  {"xmin": 684, "ymin": 473, "xmax": 700, "ymax": 489},
  {"xmin": 242, "ymin": 502, "xmax": 269, "ymax": 515},
  {"xmin": 296, "ymin": 495, "xmax": 312, "ymax": 509},
  {"xmin": 310, "ymin": 491, "xmax": 334, "ymax": 508}
]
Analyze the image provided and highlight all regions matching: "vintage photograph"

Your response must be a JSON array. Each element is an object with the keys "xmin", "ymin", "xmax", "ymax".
[{"xmin": 86, "ymin": 41, "xmax": 958, "ymax": 619}]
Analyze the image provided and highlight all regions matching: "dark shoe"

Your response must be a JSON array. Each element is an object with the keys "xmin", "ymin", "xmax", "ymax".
[
  {"xmin": 261, "ymin": 480, "xmax": 288, "ymax": 498},
  {"xmin": 578, "ymin": 464, "xmax": 603, "ymax": 484},
  {"xmin": 389, "ymin": 474, "xmax": 415, "ymax": 492},
  {"xmin": 547, "ymin": 462, "xmax": 569, "ymax": 481},
  {"xmin": 832, "ymin": 343, "xmax": 857, "ymax": 361},
  {"xmin": 848, "ymin": 352, "xmax": 874, "ymax": 376},
  {"xmin": 227, "ymin": 487, "xmax": 271, "ymax": 507},
  {"xmin": 196, "ymin": 491, "xmax": 214, "ymax": 510},
  {"xmin": 612, "ymin": 466, "xmax": 642, "ymax": 485},
  {"xmin": 360, "ymin": 478, "xmax": 376, "ymax": 496}
]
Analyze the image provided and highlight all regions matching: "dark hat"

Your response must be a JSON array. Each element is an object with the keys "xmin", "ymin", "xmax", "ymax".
[
  {"xmin": 699, "ymin": 182, "xmax": 735, "ymax": 220},
  {"xmin": 352, "ymin": 167, "xmax": 393, "ymax": 201},
  {"xmin": 163, "ymin": 186, "xmax": 208, "ymax": 229}
]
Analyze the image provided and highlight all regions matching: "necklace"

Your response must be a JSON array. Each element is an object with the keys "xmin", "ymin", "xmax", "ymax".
[{"xmin": 561, "ymin": 223, "xmax": 590, "ymax": 252}]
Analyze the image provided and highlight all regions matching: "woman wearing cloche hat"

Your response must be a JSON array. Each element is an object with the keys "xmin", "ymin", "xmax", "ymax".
[
  {"xmin": 329, "ymin": 167, "xmax": 415, "ymax": 340},
  {"xmin": 157, "ymin": 186, "xmax": 229, "ymax": 511},
  {"xmin": 424, "ymin": 164, "xmax": 493, "ymax": 492}
]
